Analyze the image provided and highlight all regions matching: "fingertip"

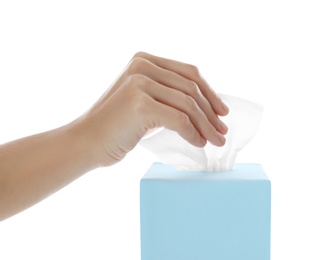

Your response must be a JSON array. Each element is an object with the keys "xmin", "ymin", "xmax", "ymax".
[
  {"xmin": 215, "ymin": 133, "xmax": 226, "ymax": 147},
  {"xmin": 221, "ymin": 101, "xmax": 229, "ymax": 115},
  {"xmin": 199, "ymin": 137, "xmax": 207, "ymax": 147},
  {"xmin": 220, "ymin": 134, "xmax": 226, "ymax": 146},
  {"xmin": 210, "ymin": 93, "xmax": 229, "ymax": 116},
  {"xmin": 219, "ymin": 120, "xmax": 228, "ymax": 135}
]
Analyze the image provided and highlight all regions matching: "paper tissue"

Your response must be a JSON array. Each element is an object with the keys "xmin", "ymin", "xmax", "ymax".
[
  {"xmin": 139, "ymin": 94, "xmax": 271, "ymax": 260},
  {"xmin": 140, "ymin": 94, "xmax": 263, "ymax": 172}
]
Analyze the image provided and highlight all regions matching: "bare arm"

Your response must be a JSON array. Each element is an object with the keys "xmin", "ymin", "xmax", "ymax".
[
  {"xmin": 0, "ymin": 52, "xmax": 229, "ymax": 221},
  {"xmin": 0, "ymin": 122, "xmax": 95, "ymax": 221}
]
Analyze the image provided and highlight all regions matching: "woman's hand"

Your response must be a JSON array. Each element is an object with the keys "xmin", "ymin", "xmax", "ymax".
[
  {"xmin": 77, "ymin": 52, "xmax": 229, "ymax": 167},
  {"xmin": 0, "ymin": 51, "xmax": 229, "ymax": 221}
]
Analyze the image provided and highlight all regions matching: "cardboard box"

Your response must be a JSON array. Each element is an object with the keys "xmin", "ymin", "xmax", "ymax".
[{"xmin": 140, "ymin": 163, "xmax": 271, "ymax": 260}]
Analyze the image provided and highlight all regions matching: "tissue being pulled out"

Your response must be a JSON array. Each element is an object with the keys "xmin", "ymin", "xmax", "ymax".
[{"xmin": 139, "ymin": 94, "xmax": 263, "ymax": 172}]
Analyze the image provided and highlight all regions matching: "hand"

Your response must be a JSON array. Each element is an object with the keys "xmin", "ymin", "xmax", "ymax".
[
  {"xmin": 76, "ymin": 52, "xmax": 229, "ymax": 167},
  {"xmin": 0, "ymin": 52, "xmax": 229, "ymax": 220}
]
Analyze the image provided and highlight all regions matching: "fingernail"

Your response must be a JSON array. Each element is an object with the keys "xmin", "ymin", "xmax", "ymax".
[
  {"xmin": 219, "ymin": 120, "xmax": 228, "ymax": 134},
  {"xmin": 218, "ymin": 133, "xmax": 226, "ymax": 146},
  {"xmin": 221, "ymin": 102, "xmax": 229, "ymax": 113}
]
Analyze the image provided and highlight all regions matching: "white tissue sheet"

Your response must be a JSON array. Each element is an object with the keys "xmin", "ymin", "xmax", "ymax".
[{"xmin": 140, "ymin": 94, "xmax": 263, "ymax": 172}]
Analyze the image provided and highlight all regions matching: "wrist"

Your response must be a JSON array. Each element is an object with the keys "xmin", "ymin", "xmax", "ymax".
[{"xmin": 65, "ymin": 117, "xmax": 100, "ymax": 171}]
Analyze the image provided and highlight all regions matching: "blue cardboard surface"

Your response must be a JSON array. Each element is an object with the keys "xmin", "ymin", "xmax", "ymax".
[{"xmin": 140, "ymin": 163, "xmax": 271, "ymax": 260}]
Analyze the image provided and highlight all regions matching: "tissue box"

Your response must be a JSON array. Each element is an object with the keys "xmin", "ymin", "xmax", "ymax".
[{"xmin": 140, "ymin": 163, "xmax": 271, "ymax": 260}]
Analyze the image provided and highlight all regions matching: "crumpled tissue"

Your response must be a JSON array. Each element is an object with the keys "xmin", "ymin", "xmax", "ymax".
[{"xmin": 139, "ymin": 94, "xmax": 263, "ymax": 172}]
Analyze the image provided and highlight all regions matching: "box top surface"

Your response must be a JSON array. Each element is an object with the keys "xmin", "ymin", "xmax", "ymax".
[{"xmin": 142, "ymin": 163, "xmax": 269, "ymax": 181}]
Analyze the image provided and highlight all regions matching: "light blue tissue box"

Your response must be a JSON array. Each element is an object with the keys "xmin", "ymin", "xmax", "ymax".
[{"xmin": 140, "ymin": 163, "xmax": 271, "ymax": 260}]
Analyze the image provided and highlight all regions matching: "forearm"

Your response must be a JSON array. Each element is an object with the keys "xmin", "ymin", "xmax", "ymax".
[{"xmin": 0, "ymin": 120, "xmax": 96, "ymax": 221}]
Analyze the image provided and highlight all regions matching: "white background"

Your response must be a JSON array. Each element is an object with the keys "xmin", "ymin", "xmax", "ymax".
[{"xmin": 0, "ymin": 0, "xmax": 320, "ymax": 259}]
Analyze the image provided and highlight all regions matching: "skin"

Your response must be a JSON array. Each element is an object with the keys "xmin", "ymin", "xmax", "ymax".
[{"xmin": 0, "ymin": 52, "xmax": 229, "ymax": 221}]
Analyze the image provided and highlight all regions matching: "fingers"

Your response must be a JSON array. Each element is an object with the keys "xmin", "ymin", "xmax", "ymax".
[
  {"xmin": 130, "ymin": 74, "xmax": 226, "ymax": 147},
  {"xmin": 141, "ymin": 94, "xmax": 207, "ymax": 148},
  {"xmin": 126, "ymin": 55, "xmax": 228, "ymax": 135},
  {"xmin": 103, "ymin": 52, "xmax": 229, "ymax": 148},
  {"xmin": 133, "ymin": 52, "xmax": 229, "ymax": 117}
]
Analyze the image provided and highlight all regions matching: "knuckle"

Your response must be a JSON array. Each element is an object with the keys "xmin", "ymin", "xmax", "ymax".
[
  {"xmin": 188, "ymin": 64, "xmax": 201, "ymax": 79},
  {"xmin": 127, "ymin": 73, "xmax": 139, "ymax": 85},
  {"xmin": 127, "ymin": 73, "xmax": 148, "ymax": 86},
  {"xmin": 123, "ymin": 79, "xmax": 150, "ymax": 115},
  {"xmin": 133, "ymin": 51, "xmax": 149, "ymax": 59},
  {"xmin": 185, "ymin": 95, "xmax": 198, "ymax": 111},
  {"xmin": 188, "ymin": 80, "xmax": 201, "ymax": 97},
  {"xmin": 127, "ymin": 57, "xmax": 149, "ymax": 75},
  {"xmin": 177, "ymin": 112, "xmax": 190, "ymax": 129}
]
